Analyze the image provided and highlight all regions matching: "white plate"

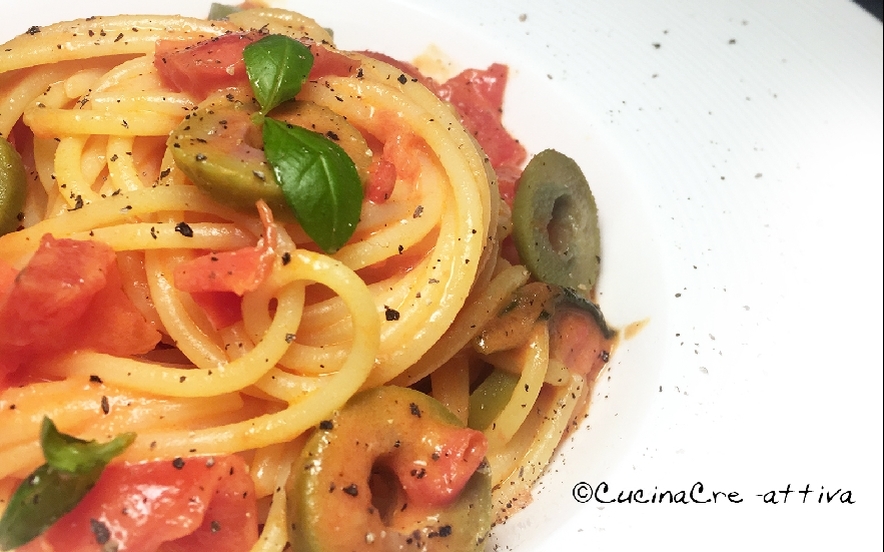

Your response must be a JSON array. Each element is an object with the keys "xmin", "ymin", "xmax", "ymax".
[{"xmin": 5, "ymin": 1, "xmax": 882, "ymax": 550}]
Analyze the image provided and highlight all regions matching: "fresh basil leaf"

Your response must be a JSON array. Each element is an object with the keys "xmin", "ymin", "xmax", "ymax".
[
  {"xmin": 0, "ymin": 418, "xmax": 135, "ymax": 550},
  {"xmin": 263, "ymin": 118, "xmax": 363, "ymax": 253},
  {"xmin": 244, "ymin": 35, "xmax": 314, "ymax": 115},
  {"xmin": 42, "ymin": 417, "xmax": 135, "ymax": 473}
]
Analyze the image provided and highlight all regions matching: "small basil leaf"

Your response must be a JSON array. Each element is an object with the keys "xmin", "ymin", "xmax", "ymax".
[
  {"xmin": 0, "ymin": 418, "xmax": 135, "ymax": 550},
  {"xmin": 244, "ymin": 35, "xmax": 314, "ymax": 115},
  {"xmin": 42, "ymin": 417, "xmax": 135, "ymax": 473},
  {"xmin": 263, "ymin": 118, "xmax": 363, "ymax": 253}
]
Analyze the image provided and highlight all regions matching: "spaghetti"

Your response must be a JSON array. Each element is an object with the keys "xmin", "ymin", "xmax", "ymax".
[{"xmin": 0, "ymin": 6, "xmax": 615, "ymax": 551}]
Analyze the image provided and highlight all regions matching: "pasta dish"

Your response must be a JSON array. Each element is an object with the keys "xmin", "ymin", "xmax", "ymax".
[{"xmin": 0, "ymin": 5, "xmax": 615, "ymax": 551}]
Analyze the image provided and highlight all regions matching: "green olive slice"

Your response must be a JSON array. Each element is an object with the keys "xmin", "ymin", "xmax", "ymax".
[
  {"xmin": 511, "ymin": 149, "xmax": 601, "ymax": 293},
  {"xmin": 169, "ymin": 91, "xmax": 293, "ymax": 218},
  {"xmin": 288, "ymin": 386, "xmax": 492, "ymax": 551},
  {"xmin": 0, "ymin": 138, "xmax": 26, "ymax": 236}
]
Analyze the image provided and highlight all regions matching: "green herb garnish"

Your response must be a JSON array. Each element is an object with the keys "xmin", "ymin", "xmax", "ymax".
[
  {"xmin": 0, "ymin": 418, "xmax": 135, "ymax": 550},
  {"xmin": 263, "ymin": 118, "xmax": 363, "ymax": 254},
  {"xmin": 244, "ymin": 34, "xmax": 363, "ymax": 253},
  {"xmin": 245, "ymin": 34, "xmax": 314, "ymax": 116}
]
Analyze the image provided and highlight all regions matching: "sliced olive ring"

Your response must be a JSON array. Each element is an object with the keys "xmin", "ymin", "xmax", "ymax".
[
  {"xmin": 0, "ymin": 137, "xmax": 26, "ymax": 236},
  {"xmin": 169, "ymin": 92, "xmax": 369, "ymax": 221},
  {"xmin": 288, "ymin": 386, "xmax": 492, "ymax": 552},
  {"xmin": 511, "ymin": 148, "xmax": 601, "ymax": 293}
]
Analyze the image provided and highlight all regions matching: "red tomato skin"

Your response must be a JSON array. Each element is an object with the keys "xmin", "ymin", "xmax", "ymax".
[
  {"xmin": 189, "ymin": 290, "xmax": 244, "ymax": 330},
  {"xmin": 18, "ymin": 456, "xmax": 258, "ymax": 552},
  {"xmin": 173, "ymin": 202, "xmax": 276, "ymax": 330},
  {"xmin": 154, "ymin": 32, "xmax": 259, "ymax": 99},
  {"xmin": 0, "ymin": 258, "xmax": 16, "ymax": 305},
  {"xmin": 155, "ymin": 32, "xmax": 359, "ymax": 100},
  {"xmin": 0, "ymin": 236, "xmax": 159, "ymax": 380},
  {"xmin": 549, "ymin": 307, "xmax": 613, "ymax": 381},
  {"xmin": 0, "ymin": 236, "xmax": 159, "ymax": 363},
  {"xmin": 435, "ymin": 63, "xmax": 527, "ymax": 172},
  {"xmin": 393, "ymin": 426, "xmax": 488, "ymax": 508},
  {"xmin": 0, "ymin": 236, "xmax": 113, "ymax": 349}
]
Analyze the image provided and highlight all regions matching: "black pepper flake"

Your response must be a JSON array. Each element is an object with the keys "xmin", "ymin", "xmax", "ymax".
[
  {"xmin": 413, "ymin": 205, "xmax": 424, "ymax": 218},
  {"xmin": 172, "ymin": 457, "xmax": 186, "ymax": 469},
  {"xmin": 110, "ymin": 154, "xmax": 118, "ymax": 162},
  {"xmin": 409, "ymin": 402, "xmax": 421, "ymax": 418},
  {"xmin": 195, "ymin": 153, "xmax": 207, "ymax": 162},
  {"xmin": 90, "ymin": 518, "xmax": 111, "ymax": 545},
  {"xmin": 385, "ymin": 306, "xmax": 400, "ymax": 321},
  {"xmin": 285, "ymin": 333, "xmax": 296, "ymax": 344},
  {"xmin": 281, "ymin": 251, "xmax": 292, "ymax": 265},
  {"xmin": 325, "ymin": 130, "xmax": 339, "ymax": 141},
  {"xmin": 160, "ymin": 167, "xmax": 171, "ymax": 179},
  {"xmin": 397, "ymin": 74, "xmax": 408, "ymax": 85},
  {"xmin": 90, "ymin": 374, "xmax": 103, "ymax": 384},
  {"xmin": 69, "ymin": 195, "xmax": 84, "ymax": 211},
  {"xmin": 438, "ymin": 525, "xmax": 452, "ymax": 538},
  {"xmin": 179, "ymin": 375, "xmax": 187, "ymax": 383},
  {"xmin": 410, "ymin": 467, "xmax": 427, "ymax": 479},
  {"xmin": 652, "ymin": 42, "xmax": 661, "ymax": 49},
  {"xmin": 319, "ymin": 420, "xmax": 334, "ymax": 430},
  {"xmin": 342, "ymin": 484, "xmax": 359, "ymax": 497},
  {"xmin": 27, "ymin": 26, "xmax": 41, "ymax": 35},
  {"xmin": 100, "ymin": 396, "xmax": 110, "ymax": 415},
  {"xmin": 210, "ymin": 520, "xmax": 221, "ymax": 533},
  {"xmin": 174, "ymin": 222, "xmax": 194, "ymax": 237},
  {"xmin": 150, "ymin": 226, "xmax": 158, "ymax": 240}
]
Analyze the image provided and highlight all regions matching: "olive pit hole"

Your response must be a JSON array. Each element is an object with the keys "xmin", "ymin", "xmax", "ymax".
[
  {"xmin": 547, "ymin": 194, "xmax": 574, "ymax": 257},
  {"xmin": 369, "ymin": 461, "xmax": 405, "ymax": 526}
]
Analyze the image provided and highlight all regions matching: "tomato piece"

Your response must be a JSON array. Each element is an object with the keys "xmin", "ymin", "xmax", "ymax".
[
  {"xmin": 155, "ymin": 32, "xmax": 261, "ymax": 98},
  {"xmin": 435, "ymin": 63, "xmax": 527, "ymax": 172},
  {"xmin": 155, "ymin": 32, "xmax": 359, "ymax": 100},
  {"xmin": 17, "ymin": 455, "xmax": 258, "ymax": 552},
  {"xmin": 494, "ymin": 163, "xmax": 523, "ymax": 207},
  {"xmin": 174, "ymin": 201, "xmax": 276, "ymax": 296},
  {"xmin": 309, "ymin": 43, "xmax": 360, "ymax": 80},
  {"xmin": 173, "ymin": 202, "xmax": 276, "ymax": 330},
  {"xmin": 366, "ymin": 157, "xmax": 397, "ymax": 203},
  {"xmin": 363, "ymin": 123, "xmax": 427, "ymax": 203},
  {"xmin": 549, "ymin": 307, "xmax": 613, "ymax": 381},
  {"xmin": 0, "ymin": 258, "xmax": 15, "ymax": 304},
  {"xmin": 189, "ymin": 291, "xmax": 244, "ymax": 331},
  {"xmin": 0, "ymin": 235, "xmax": 159, "ymax": 378},
  {"xmin": 393, "ymin": 425, "xmax": 488, "ymax": 508}
]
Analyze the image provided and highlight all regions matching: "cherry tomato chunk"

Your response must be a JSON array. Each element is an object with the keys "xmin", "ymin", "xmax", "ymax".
[{"xmin": 17, "ymin": 455, "xmax": 258, "ymax": 552}]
